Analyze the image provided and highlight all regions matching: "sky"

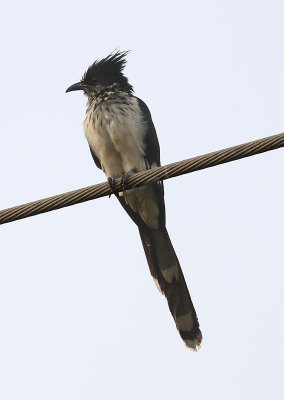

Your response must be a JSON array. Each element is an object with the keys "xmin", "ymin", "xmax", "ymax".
[{"xmin": 0, "ymin": 1, "xmax": 283, "ymax": 399}]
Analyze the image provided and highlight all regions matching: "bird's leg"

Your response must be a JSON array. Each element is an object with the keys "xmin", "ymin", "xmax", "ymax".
[
  {"xmin": 121, "ymin": 169, "xmax": 136, "ymax": 193},
  {"xmin": 107, "ymin": 176, "xmax": 116, "ymax": 198}
]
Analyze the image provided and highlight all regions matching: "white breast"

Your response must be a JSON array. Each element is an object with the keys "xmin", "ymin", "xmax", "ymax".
[{"xmin": 84, "ymin": 95, "xmax": 147, "ymax": 178}]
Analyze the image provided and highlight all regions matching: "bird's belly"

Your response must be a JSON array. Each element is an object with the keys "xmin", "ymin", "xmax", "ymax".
[
  {"xmin": 84, "ymin": 115, "xmax": 124, "ymax": 177},
  {"xmin": 84, "ymin": 99, "xmax": 147, "ymax": 177},
  {"xmin": 84, "ymin": 100, "xmax": 159, "ymax": 229}
]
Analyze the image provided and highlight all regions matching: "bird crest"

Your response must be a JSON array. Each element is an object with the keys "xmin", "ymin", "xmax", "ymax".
[{"xmin": 81, "ymin": 50, "xmax": 133, "ymax": 93}]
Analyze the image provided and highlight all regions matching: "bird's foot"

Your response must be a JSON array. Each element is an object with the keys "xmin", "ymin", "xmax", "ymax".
[
  {"xmin": 121, "ymin": 170, "xmax": 136, "ymax": 193},
  {"xmin": 107, "ymin": 176, "xmax": 116, "ymax": 198}
]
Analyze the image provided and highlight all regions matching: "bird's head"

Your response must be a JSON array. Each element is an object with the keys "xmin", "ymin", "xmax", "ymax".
[{"xmin": 66, "ymin": 50, "xmax": 133, "ymax": 97}]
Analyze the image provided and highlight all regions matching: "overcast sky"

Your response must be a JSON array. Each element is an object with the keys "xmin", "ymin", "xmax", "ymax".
[{"xmin": 0, "ymin": 1, "xmax": 283, "ymax": 399}]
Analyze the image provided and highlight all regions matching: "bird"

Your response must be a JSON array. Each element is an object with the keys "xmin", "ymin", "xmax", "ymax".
[{"xmin": 66, "ymin": 51, "xmax": 202, "ymax": 350}]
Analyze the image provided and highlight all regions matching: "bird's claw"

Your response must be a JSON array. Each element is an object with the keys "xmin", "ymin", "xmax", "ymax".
[
  {"xmin": 121, "ymin": 170, "xmax": 135, "ymax": 193},
  {"xmin": 107, "ymin": 176, "xmax": 116, "ymax": 197}
]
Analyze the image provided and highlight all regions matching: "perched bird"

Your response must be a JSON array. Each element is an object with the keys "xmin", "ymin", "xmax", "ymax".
[{"xmin": 66, "ymin": 51, "xmax": 202, "ymax": 349}]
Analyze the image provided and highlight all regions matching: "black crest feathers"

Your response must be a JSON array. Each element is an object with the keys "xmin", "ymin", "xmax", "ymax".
[{"xmin": 81, "ymin": 50, "xmax": 133, "ymax": 93}]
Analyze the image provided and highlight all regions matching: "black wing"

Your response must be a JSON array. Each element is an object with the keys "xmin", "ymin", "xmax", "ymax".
[
  {"xmin": 89, "ymin": 146, "xmax": 102, "ymax": 170},
  {"xmin": 135, "ymin": 97, "xmax": 161, "ymax": 167},
  {"xmin": 117, "ymin": 97, "xmax": 165, "ymax": 231}
]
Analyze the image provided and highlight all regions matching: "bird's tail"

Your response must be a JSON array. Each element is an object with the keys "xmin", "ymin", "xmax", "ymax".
[{"xmin": 139, "ymin": 227, "xmax": 202, "ymax": 350}]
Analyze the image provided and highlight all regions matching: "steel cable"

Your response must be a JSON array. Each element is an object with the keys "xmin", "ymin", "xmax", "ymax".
[{"xmin": 0, "ymin": 132, "xmax": 283, "ymax": 225}]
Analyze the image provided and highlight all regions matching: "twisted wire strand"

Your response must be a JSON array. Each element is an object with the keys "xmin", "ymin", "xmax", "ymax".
[{"xmin": 0, "ymin": 132, "xmax": 283, "ymax": 225}]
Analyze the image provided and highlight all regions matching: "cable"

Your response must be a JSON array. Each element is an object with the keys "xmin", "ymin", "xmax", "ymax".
[{"xmin": 0, "ymin": 132, "xmax": 283, "ymax": 225}]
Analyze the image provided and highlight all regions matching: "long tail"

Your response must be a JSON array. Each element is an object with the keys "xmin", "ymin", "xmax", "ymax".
[{"xmin": 139, "ymin": 227, "xmax": 202, "ymax": 350}]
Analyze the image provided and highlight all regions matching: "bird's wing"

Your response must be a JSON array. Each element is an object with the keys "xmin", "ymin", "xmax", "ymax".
[
  {"xmin": 135, "ymin": 97, "xmax": 161, "ymax": 168},
  {"xmin": 117, "ymin": 96, "xmax": 165, "ymax": 231},
  {"xmin": 89, "ymin": 147, "xmax": 102, "ymax": 170}
]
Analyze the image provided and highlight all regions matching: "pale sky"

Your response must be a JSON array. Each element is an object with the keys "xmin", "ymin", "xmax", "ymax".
[{"xmin": 0, "ymin": 1, "xmax": 283, "ymax": 399}]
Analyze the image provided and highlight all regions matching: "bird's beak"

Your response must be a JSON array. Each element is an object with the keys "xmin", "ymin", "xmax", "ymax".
[{"xmin": 65, "ymin": 82, "xmax": 84, "ymax": 93}]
